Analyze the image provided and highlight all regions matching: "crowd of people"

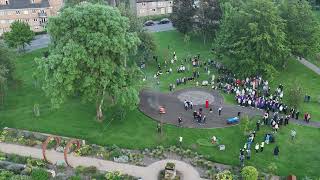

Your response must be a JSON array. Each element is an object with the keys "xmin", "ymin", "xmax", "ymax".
[{"xmin": 149, "ymin": 50, "xmax": 312, "ymax": 169}]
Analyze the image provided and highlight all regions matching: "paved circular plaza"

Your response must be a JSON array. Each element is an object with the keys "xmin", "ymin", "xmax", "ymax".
[{"xmin": 139, "ymin": 88, "xmax": 263, "ymax": 128}]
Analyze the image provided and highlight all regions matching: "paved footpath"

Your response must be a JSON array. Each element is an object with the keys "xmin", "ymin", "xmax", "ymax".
[
  {"xmin": 297, "ymin": 57, "xmax": 320, "ymax": 75},
  {"xmin": 0, "ymin": 143, "xmax": 206, "ymax": 180}
]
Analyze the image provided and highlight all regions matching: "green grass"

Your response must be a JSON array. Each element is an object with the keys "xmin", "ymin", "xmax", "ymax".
[
  {"xmin": 0, "ymin": 31, "xmax": 320, "ymax": 177},
  {"xmin": 270, "ymin": 58, "xmax": 320, "ymax": 121}
]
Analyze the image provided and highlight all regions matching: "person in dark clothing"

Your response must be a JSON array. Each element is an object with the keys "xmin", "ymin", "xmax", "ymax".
[
  {"xmin": 295, "ymin": 110, "xmax": 300, "ymax": 120},
  {"xmin": 274, "ymin": 146, "xmax": 279, "ymax": 157},
  {"xmin": 290, "ymin": 108, "xmax": 295, "ymax": 118},
  {"xmin": 256, "ymin": 120, "xmax": 260, "ymax": 131},
  {"xmin": 284, "ymin": 116, "xmax": 289, "ymax": 125},
  {"xmin": 193, "ymin": 111, "xmax": 197, "ymax": 120},
  {"xmin": 157, "ymin": 123, "xmax": 162, "ymax": 134},
  {"xmin": 238, "ymin": 111, "xmax": 241, "ymax": 117},
  {"xmin": 279, "ymin": 117, "xmax": 283, "ymax": 126},
  {"xmin": 218, "ymin": 107, "xmax": 222, "ymax": 116}
]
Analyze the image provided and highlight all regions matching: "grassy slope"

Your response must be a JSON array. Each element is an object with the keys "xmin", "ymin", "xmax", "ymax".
[{"xmin": 0, "ymin": 31, "xmax": 319, "ymax": 177}]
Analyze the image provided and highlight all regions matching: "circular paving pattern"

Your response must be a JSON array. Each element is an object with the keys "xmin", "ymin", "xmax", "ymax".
[
  {"xmin": 177, "ymin": 90, "xmax": 216, "ymax": 105},
  {"xmin": 139, "ymin": 87, "xmax": 264, "ymax": 128}
]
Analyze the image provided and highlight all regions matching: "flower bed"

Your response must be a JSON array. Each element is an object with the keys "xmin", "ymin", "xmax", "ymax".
[{"xmin": 0, "ymin": 128, "xmax": 238, "ymax": 178}]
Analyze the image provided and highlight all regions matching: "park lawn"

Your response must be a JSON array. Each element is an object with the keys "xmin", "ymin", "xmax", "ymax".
[
  {"xmin": 0, "ymin": 32, "xmax": 319, "ymax": 177},
  {"xmin": 152, "ymin": 31, "xmax": 320, "ymax": 121},
  {"xmin": 270, "ymin": 58, "xmax": 320, "ymax": 121}
]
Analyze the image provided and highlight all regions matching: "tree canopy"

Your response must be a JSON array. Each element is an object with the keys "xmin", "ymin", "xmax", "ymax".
[
  {"xmin": 280, "ymin": 0, "xmax": 320, "ymax": 57},
  {"xmin": 193, "ymin": 0, "xmax": 222, "ymax": 43},
  {"xmin": 214, "ymin": 0, "xmax": 290, "ymax": 78},
  {"xmin": 3, "ymin": 21, "xmax": 35, "ymax": 50},
  {"xmin": 171, "ymin": 0, "xmax": 196, "ymax": 34},
  {"xmin": 118, "ymin": 3, "xmax": 156, "ymax": 62},
  {"xmin": 0, "ymin": 43, "xmax": 15, "ymax": 106},
  {"xmin": 36, "ymin": 3, "xmax": 141, "ymax": 120}
]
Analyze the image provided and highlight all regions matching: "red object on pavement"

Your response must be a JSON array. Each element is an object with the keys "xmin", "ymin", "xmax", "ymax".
[
  {"xmin": 205, "ymin": 99, "xmax": 209, "ymax": 108},
  {"xmin": 159, "ymin": 106, "xmax": 166, "ymax": 114}
]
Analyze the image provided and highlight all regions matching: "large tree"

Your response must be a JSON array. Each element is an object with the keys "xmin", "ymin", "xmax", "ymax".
[
  {"xmin": 3, "ymin": 21, "xmax": 35, "ymax": 51},
  {"xmin": 0, "ymin": 42, "xmax": 15, "ymax": 80},
  {"xmin": 118, "ymin": 3, "xmax": 156, "ymax": 62},
  {"xmin": 280, "ymin": 0, "xmax": 320, "ymax": 57},
  {"xmin": 36, "ymin": 3, "xmax": 141, "ymax": 121},
  {"xmin": 0, "ymin": 43, "xmax": 14, "ymax": 106},
  {"xmin": 214, "ymin": 0, "xmax": 290, "ymax": 78},
  {"xmin": 171, "ymin": 0, "xmax": 196, "ymax": 34},
  {"xmin": 193, "ymin": 0, "xmax": 222, "ymax": 44}
]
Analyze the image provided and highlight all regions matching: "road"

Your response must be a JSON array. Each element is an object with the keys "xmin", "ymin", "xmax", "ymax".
[
  {"xmin": 25, "ymin": 34, "xmax": 51, "ymax": 52},
  {"xmin": 25, "ymin": 23, "xmax": 174, "ymax": 52}
]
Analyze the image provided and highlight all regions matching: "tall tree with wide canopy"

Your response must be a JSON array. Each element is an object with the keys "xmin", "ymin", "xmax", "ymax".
[
  {"xmin": 193, "ymin": 0, "xmax": 222, "ymax": 44},
  {"xmin": 214, "ymin": 0, "xmax": 290, "ymax": 78},
  {"xmin": 280, "ymin": 0, "xmax": 320, "ymax": 57},
  {"xmin": 171, "ymin": 0, "xmax": 196, "ymax": 34},
  {"xmin": 36, "ymin": 3, "xmax": 141, "ymax": 121},
  {"xmin": 118, "ymin": 3, "xmax": 156, "ymax": 62},
  {"xmin": 3, "ymin": 21, "xmax": 34, "ymax": 51}
]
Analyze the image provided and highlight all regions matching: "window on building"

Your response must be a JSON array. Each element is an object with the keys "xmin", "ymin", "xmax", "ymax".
[
  {"xmin": 34, "ymin": 18, "xmax": 37, "ymax": 22},
  {"xmin": 16, "ymin": 10, "xmax": 20, "ymax": 15},
  {"xmin": 32, "ymin": 9, "xmax": 36, "ymax": 14}
]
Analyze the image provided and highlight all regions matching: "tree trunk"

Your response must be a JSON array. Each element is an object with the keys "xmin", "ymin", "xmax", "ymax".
[
  {"xmin": 96, "ymin": 91, "xmax": 105, "ymax": 121},
  {"xmin": 110, "ymin": 0, "xmax": 116, "ymax": 7}
]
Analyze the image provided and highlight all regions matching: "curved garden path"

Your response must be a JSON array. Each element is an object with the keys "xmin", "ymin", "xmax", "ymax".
[{"xmin": 0, "ymin": 142, "xmax": 206, "ymax": 180}]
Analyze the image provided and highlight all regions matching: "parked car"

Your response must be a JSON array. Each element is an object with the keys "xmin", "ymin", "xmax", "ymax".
[
  {"xmin": 144, "ymin": 20, "xmax": 155, "ymax": 26},
  {"xmin": 158, "ymin": 18, "xmax": 171, "ymax": 24}
]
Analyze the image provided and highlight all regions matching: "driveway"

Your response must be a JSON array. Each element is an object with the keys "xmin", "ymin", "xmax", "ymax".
[{"xmin": 144, "ymin": 22, "xmax": 175, "ymax": 32}]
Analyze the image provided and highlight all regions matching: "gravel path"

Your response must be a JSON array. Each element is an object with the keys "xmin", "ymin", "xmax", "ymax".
[{"xmin": 0, "ymin": 143, "xmax": 206, "ymax": 180}]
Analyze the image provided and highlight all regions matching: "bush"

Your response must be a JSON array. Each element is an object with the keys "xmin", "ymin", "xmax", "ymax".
[
  {"xmin": 6, "ymin": 154, "xmax": 28, "ymax": 164},
  {"xmin": 105, "ymin": 171, "xmax": 122, "ymax": 180},
  {"xmin": 215, "ymin": 170, "xmax": 233, "ymax": 180},
  {"xmin": 69, "ymin": 176, "xmax": 81, "ymax": 180},
  {"xmin": 9, "ymin": 175, "xmax": 31, "ymax": 180},
  {"xmin": 75, "ymin": 166, "xmax": 97, "ymax": 175},
  {"xmin": 26, "ymin": 158, "xmax": 46, "ymax": 168},
  {"xmin": 241, "ymin": 166, "xmax": 258, "ymax": 180},
  {"xmin": 0, "ymin": 170, "xmax": 14, "ymax": 180},
  {"xmin": 31, "ymin": 168, "xmax": 49, "ymax": 180},
  {"xmin": 75, "ymin": 145, "xmax": 93, "ymax": 156}
]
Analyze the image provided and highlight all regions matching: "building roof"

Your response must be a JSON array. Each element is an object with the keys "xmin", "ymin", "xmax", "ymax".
[
  {"xmin": 136, "ymin": 0, "xmax": 171, "ymax": 3},
  {"xmin": 0, "ymin": 0, "xmax": 50, "ymax": 10}
]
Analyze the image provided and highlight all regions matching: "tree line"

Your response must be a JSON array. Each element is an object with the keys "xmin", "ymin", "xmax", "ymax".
[{"xmin": 171, "ymin": 0, "xmax": 320, "ymax": 78}]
